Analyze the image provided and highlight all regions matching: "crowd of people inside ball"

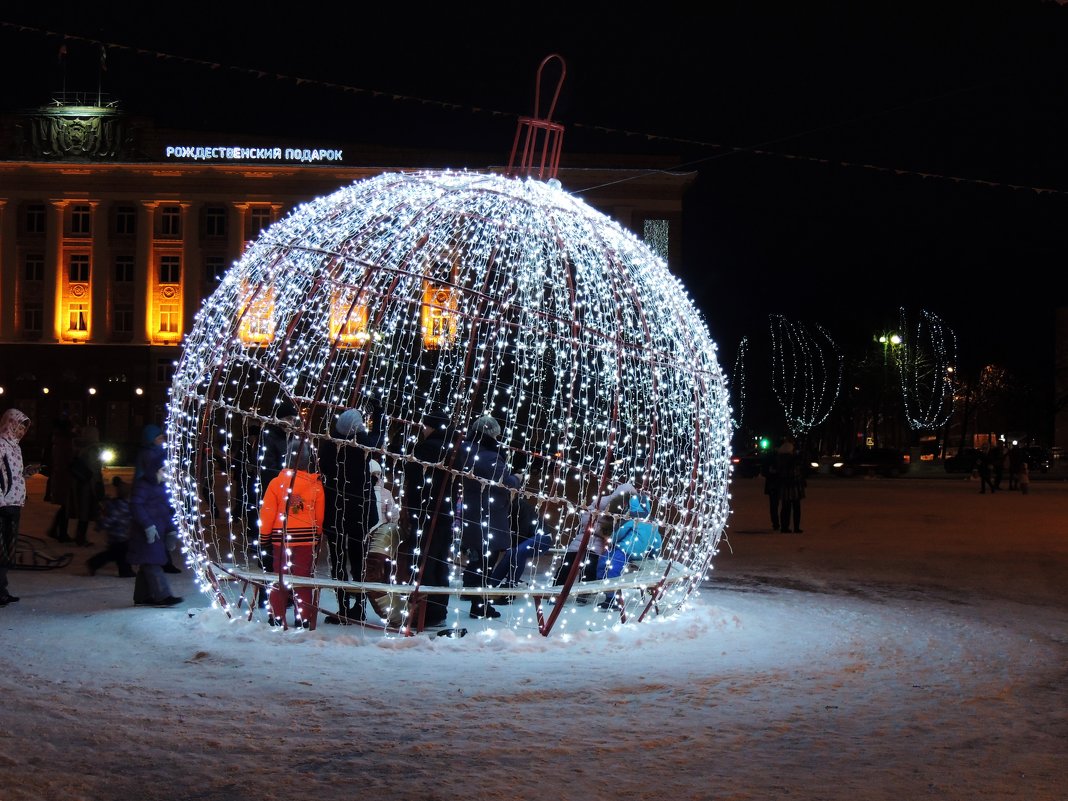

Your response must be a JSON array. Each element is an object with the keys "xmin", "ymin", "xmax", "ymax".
[
  {"xmin": 1, "ymin": 399, "xmax": 663, "ymax": 628},
  {"xmin": 241, "ymin": 398, "xmax": 663, "ymax": 630}
]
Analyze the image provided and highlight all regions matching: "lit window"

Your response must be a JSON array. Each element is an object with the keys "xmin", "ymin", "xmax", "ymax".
[
  {"xmin": 330, "ymin": 290, "xmax": 370, "ymax": 347},
  {"xmin": 159, "ymin": 303, "xmax": 179, "ymax": 334},
  {"xmin": 68, "ymin": 254, "xmax": 90, "ymax": 283},
  {"xmin": 237, "ymin": 284, "xmax": 275, "ymax": 346},
  {"xmin": 421, "ymin": 281, "xmax": 458, "ymax": 349},
  {"xmin": 68, "ymin": 302, "xmax": 89, "ymax": 332},
  {"xmin": 159, "ymin": 255, "xmax": 181, "ymax": 284}
]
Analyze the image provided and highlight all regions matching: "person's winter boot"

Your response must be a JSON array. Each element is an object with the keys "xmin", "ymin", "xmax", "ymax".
[{"xmin": 469, "ymin": 600, "xmax": 501, "ymax": 619}]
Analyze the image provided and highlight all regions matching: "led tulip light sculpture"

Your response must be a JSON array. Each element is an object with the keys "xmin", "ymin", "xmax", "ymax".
[
  {"xmin": 769, "ymin": 314, "xmax": 843, "ymax": 437},
  {"xmin": 896, "ymin": 308, "xmax": 957, "ymax": 431},
  {"xmin": 166, "ymin": 170, "xmax": 732, "ymax": 637}
]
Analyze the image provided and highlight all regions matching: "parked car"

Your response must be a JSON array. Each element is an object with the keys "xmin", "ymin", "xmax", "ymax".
[
  {"xmin": 1020, "ymin": 446, "xmax": 1052, "ymax": 474},
  {"xmin": 944, "ymin": 448, "xmax": 980, "ymax": 474},
  {"xmin": 730, "ymin": 451, "xmax": 765, "ymax": 478},
  {"xmin": 831, "ymin": 447, "xmax": 909, "ymax": 477}
]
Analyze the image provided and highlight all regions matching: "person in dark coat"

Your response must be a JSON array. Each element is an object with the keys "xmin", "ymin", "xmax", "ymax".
[
  {"xmin": 68, "ymin": 426, "xmax": 105, "ymax": 547},
  {"xmin": 44, "ymin": 417, "xmax": 75, "ymax": 542},
  {"xmin": 458, "ymin": 415, "xmax": 513, "ymax": 619},
  {"xmin": 318, "ymin": 401, "xmax": 385, "ymax": 623},
  {"xmin": 126, "ymin": 435, "xmax": 182, "ymax": 607},
  {"xmin": 401, "ymin": 408, "xmax": 475, "ymax": 627},
  {"xmin": 776, "ymin": 437, "xmax": 806, "ymax": 533},
  {"xmin": 133, "ymin": 424, "xmax": 182, "ymax": 574},
  {"xmin": 976, "ymin": 445, "xmax": 996, "ymax": 494},
  {"xmin": 760, "ymin": 446, "xmax": 782, "ymax": 531}
]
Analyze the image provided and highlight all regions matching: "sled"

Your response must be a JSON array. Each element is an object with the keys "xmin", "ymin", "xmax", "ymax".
[{"xmin": 12, "ymin": 534, "xmax": 74, "ymax": 571}]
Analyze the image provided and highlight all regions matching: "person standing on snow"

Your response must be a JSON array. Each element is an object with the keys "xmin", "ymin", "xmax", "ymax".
[
  {"xmin": 126, "ymin": 429, "xmax": 183, "ymax": 608},
  {"xmin": 1, "ymin": 409, "xmax": 38, "ymax": 607},
  {"xmin": 259, "ymin": 441, "xmax": 325, "ymax": 628}
]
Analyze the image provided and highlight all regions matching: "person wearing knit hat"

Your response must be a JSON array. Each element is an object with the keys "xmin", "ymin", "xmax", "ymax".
[
  {"xmin": 402, "ymin": 407, "xmax": 475, "ymax": 627},
  {"xmin": 458, "ymin": 414, "xmax": 513, "ymax": 619},
  {"xmin": 334, "ymin": 408, "xmax": 366, "ymax": 438},
  {"xmin": 420, "ymin": 408, "xmax": 451, "ymax": 434},
  {"xmin": 471, "ymin": 414, "xmax": 501, "ymax": 441},
  {"xmin": 1, "ymin": 409, "xmax": 36, "ymax": 606},
  {"xmin": 318, "ymin": 402, "xmax": 386, "ymax": 625},
  {"xmin": 254, "ymin": 399, "xmax": 301, "ymax": 604}
]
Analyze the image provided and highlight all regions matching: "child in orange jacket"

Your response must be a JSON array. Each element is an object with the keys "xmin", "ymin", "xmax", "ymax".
[{"xmin": 259, "ymin": 441, "xmax": 325, "ymax": 628}]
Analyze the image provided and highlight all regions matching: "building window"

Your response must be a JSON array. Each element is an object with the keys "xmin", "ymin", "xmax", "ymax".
[
  {"xmin": 24, "ymin": 204, "xmax": 45, "ymax": 234},
  {"xmin": 23, "ymin": 253, "xmax": 44, "ymax": 282},
  {"xmin": 249, "ymin": 206, "xmax": 271, "ymax": 236},
  {"xmin": 114, "ymin": 256, "xmax": 134, "ymax": 283},
  {"xmin": 642, "ymin": 219, "xmax": 670, "ymax": 263},
  {"xmin": 156, "ymin": 358, "xmax": 176, "ymax": 384},
  {"xmin": 71, "ymin": 204, "xmax": 91, "ymax": 235},
  {"xmin": 204, "ymin": 256, "xmax": 227, "ymax": 286},
  {"xmin": 23, "ymin": 304, "xmax": 43, "ymax": 338},
  {"xmin": 115, "ymin": 206, "xmax": 136, "ymax": 236},
  {"xmin": 159, "ymin": 255, "xmax": 181, "ymax": 284},
  {"xmin": 114, "ymin": 304, "xmax": 134, "ymax": 335},
  {"xmin": 205, "ymin": 207, "xmax": 227, "ymax": 237},
  {"xmin": 158, "ymin": 303, "xmax": 179, "ymax": 334},
  {"xmin": 161, "ymin": 205, "xmax": 181, "ymax": 237},
  {"xmin": 68, "ymin": 302, "xmax": 89, "ymax": 332},
  {"xmin": 68, "ymin": 254, "xmax": 90, "ymax": 283}
]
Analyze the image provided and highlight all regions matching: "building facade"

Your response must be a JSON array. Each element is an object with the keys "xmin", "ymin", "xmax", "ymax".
[{"xmin": 0, "ymin": 102, "xmax": 694, "ymax": 460}]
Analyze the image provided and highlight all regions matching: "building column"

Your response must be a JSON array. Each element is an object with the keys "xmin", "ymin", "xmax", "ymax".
[
  {"xmin": 229, "ymin": 202, "xmax": 248, "ymax": 262},
  {"xmin": 0, "ymin": 200, "xmax": 16, "ymax": 341},
  {"xmin": 180, "ymin": 201, "xmax": 200, "ymax": 336},
  {"xmin": 46, "ymin": 200, "xmax": 67, "ymax": 344},
  {"xmin": 136, "ymin": 202, "xmax": 157, "ymax": 344},
  {"xmin": 90, "ymin": 200, "xmax": 108, "ymax": 341}
]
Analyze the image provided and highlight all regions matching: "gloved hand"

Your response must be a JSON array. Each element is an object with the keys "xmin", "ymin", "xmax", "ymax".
[{"xmin": 144, "ymin": 525, "xmax": 159, "ymax": 544}]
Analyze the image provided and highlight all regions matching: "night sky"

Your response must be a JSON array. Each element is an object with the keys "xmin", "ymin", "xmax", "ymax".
[{"xmin": 2, "ymin": 3, "xmax": 1066, "ymax": 405}]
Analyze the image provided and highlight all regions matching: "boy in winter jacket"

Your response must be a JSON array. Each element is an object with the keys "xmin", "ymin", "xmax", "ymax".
[
  {"xmin": 596, "ymin": 494, "xmax": 662, "ymax": 611},
  {"xmin": 87, "ymin": 477, "xmax": 135, "ymax": 577},
  {"xmin": 259, "ymin": 441, "xmax": 325, "ymax": 628}
]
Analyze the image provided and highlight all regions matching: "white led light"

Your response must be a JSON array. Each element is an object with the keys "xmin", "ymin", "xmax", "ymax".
[{"xmin": 165, "ymin": 170, "xmax": 732, "ymax": 637}]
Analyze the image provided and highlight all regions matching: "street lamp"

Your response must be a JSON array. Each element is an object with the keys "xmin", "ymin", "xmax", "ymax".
[{"xmin": 877, "ymin": 332, "xmax": 902, "ymax": 364}]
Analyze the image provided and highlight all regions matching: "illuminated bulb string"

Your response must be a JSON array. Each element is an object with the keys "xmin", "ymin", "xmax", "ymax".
[
  {"xmin": 730, "ymin": 336, "xmax": 748, "ymax": 431},
  {"xmin": 896, "ymin": 308, "xmax": 957, "ymax": 430},
  {"xmin": 165, "ymin": 170, "xmax": 732, "ymax": 638},
  {"xmin": 768, "ymin": 315, "xmax": 843, "ymax": 436}
]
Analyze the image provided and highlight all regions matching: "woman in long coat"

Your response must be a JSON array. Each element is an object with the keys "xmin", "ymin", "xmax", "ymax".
[{"xmin": 126, "ymin": 436, "xmax": 182, "ymax": 607}]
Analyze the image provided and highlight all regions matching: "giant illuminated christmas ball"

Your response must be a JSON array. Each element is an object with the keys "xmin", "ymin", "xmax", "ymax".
[{"xmin": 166, "ymin": 170, "xmax": 732, "ymax": 637}]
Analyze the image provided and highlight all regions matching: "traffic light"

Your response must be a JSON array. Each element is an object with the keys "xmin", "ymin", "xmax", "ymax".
[{"xmin": 758, "ymin": 436, "xmax": 771, "ymax": 451}]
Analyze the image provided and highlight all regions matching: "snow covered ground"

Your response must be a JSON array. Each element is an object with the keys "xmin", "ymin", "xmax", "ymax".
[{"xmin": 2, "ymin": 471, "xmax": 1066, "ymax": 801}]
